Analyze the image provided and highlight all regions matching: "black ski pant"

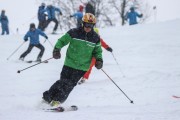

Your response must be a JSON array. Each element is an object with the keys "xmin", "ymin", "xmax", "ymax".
[
  {"xmin": 38, "ymin": 20, "xmax": 47, "ymax": 31},
  {"xmin": 77, "ymin": 19, "xmax": 82, "ymax": 28},
  {"xmin": 20, "ymin": 44, "xmax": 45, "ymax": 59},
  {"xmin": 43, "ymin": 65, "xmax": 86, "ymax": 103},
  {"xmin": 45, "ymin": 18, "xmax": 58, "ymax": 31}
]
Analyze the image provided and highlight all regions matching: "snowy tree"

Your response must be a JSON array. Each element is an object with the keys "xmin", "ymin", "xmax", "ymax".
[
  {"xmin": 109, "ymin": 0, "xmax": 151, "ymax": 25},
  {"xmin": 37, "ymin": 0, "xmax": 151, "ymax": 30}
]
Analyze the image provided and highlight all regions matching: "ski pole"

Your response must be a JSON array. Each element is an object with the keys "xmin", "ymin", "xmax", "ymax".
[
  {"xmin": 44, "ymin": 39, "xmax": 53, "ymax": 48},
  {"xmin": 111, "ymin": 52, "xmax": 126, "ymax": 77},
  {"xmin": 17, "ymin": 57, "xmax": 53, "ymax": 73},
  {"xmin": 101, "ymin": 68, "xmax": 134, "ymax": 104},
  {"xmin": 7, "ymin": 42, "xmax": 25, "ymax": 60}
]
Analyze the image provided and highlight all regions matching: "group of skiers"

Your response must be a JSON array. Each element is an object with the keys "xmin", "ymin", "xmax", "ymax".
[
  {"xmin": 37, "ymin": 3, "xmax": 62, "ymax": 34},
  {"xmin": 2, "ymin": 0, "xmax": 144, "ymax": 107}
]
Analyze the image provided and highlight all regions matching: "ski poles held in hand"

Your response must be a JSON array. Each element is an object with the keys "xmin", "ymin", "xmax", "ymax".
[
  {"xmin": 101, "ymin": 68, "xmax": 134, "ymax": 104},
  {"xmin": 17, "ymin": 57, "xmax": 53, "ymax": 73},
  {"xmin": 7, "ymin": 42, "xmax": 25, "ymax": 60}
]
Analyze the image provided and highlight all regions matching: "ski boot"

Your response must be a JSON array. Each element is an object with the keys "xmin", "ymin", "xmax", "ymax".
[
  {"xmin": 36, "ymin": 57, "xmax": 41, "ymax": 62},
  {"xmin": 78, "ymin": 78, "xmax": 86, "ymax": 85},
  {"xmin": 19, "ymin": 57, "xmax": 24, "ymax": 61}
]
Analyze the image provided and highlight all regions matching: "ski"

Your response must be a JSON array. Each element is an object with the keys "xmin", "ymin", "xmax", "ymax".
[
  {"xmin": 172, "ymin": 95, "xmax": 180, "ymax": 98},
  {"xmin": 25, "ymin": 60, "xmax": 48, "ymax": 63},
  {"xmin": 44, "ymin": 105, "xmax": 78, "ymax": 112}
]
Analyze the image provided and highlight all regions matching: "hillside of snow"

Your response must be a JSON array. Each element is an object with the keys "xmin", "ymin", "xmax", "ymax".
[{"xmin": 0, "ymin": 20, "xmax": 180, "ymax": 120}]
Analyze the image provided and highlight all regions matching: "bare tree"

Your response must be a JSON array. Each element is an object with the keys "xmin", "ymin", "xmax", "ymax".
[
  {"xmin": 109, "ymin": 0, "xmax": 150, "ymax": 26},
  {"xmin": 37, "ymin": 0, "xmax": 150, "ymax": 29}
]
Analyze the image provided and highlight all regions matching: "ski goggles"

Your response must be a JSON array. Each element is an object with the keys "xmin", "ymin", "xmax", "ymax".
[{"xmin": 83, "ymin": 22, "xmax": 94, "ymax": 28}]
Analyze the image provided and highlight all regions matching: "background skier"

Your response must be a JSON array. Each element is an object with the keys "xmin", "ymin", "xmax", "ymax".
[
  {"xmin": 37, "ymin": 3, "xmax": 47, "ymax": 31},
  {"xmin": 0, "ymin": 10, "xmax": 9, "ymax": 35},
  {"xmin": 70, "ymin": 5, "xmax": 84, "ymax": 28},
  {"xmin": 125, "ymin": 7, "xmax": 143, "ymax": 25},
  {"xmin": 19, "ymin": 23, "xmax": 48, "ymax": 62},
  {"xmin": 85, "ymin": 0, "xmax": 95, "ymax": 15},
  {"xmin": 44, "ymin": 5, "xmax": 62, "ymax": 34}
]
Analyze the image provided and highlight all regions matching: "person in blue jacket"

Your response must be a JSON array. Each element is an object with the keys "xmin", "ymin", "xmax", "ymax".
[
  {"xmin": 45, "ymin": 5, "xmax": 62, "ymax": 34},
  {"xmin": 0, "ymin": 10, "xmax": 9, "ymax": 35},
  {"xmin": 70, "ymin": 5, "xmax": 84, "ymax": 28},
  {"xmin": 37, "ymin": 3, "xmax": 47, "ymax": 31},
  {"xmin": 125, "ymin": 7, "xmax": 143, "ymax": 25},
  {"xmin": 19, "ymin": 23, "xmax": 48, "ymax": 62}
]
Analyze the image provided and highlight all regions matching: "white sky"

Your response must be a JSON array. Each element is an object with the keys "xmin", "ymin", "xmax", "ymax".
[{"xmin": 147, "ymin": 0, "xmax": 180, "ymax": 22}]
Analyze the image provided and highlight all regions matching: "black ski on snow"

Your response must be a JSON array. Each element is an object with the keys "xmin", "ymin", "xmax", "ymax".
[
  {"xmin": 172, "ymin": 95, "xmax": 180, "ymax": 99},
  {"xmin": 44, "ymin": 105, "xmax": 78, "ymax": 112},
  {"xmin": 25, "ymin": 60, "xmax": 48, "ymax": 63}
]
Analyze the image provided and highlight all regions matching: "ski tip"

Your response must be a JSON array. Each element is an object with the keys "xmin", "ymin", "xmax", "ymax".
[{"xmin": 172, "ymin": 95, "xmax": 180, "ymax": 98}]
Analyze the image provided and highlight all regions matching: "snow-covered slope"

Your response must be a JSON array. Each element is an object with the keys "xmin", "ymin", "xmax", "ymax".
[{"xmin": 0, "ymin": 20, "xmax": 180, "ymax": 120}]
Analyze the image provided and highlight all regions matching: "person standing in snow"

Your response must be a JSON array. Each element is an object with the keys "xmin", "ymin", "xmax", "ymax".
[
  {"xmin": 125, "ymin": 7, "xmax": 143, "ymax": 25},
  {"xmin": 43, "ymin": 13, "xmax": 103, "ymax": 106},
  {"xmin": 0, "ymin": 10, "xmax": 9, "ymax": 35},
  {"xmin": 19, "ymin": 23, "xmax": 48, "ymax": 62},
  {"xmin": 44, "ymin": 5, "xmax": 62, "ymax": 34},
  {"xmin": 37, "ymin": 3, "xmax": 47, "ymax": 31},
  {"xmin": 78, "ymin": 28, "xmax": 113, "ymax": 84},
  {"xmin": 85, "ymin": 0, "xmax": 95, "ymax": 15},
  {"xmin": 70, "ymin": 5, "xmax": 84, "ymax": 28}
]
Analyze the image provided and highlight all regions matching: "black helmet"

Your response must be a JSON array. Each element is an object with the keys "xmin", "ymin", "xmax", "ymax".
[{"xmin": 30, "ymin": 23, "xmax": 36, "ymax": 29}]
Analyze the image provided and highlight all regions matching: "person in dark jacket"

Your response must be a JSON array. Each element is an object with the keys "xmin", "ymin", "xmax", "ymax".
[
  {"xmin": 45, "ymin": 5, "xmax": 62, "ymax": 34},
  {"xmin": 125, "ymin": 7, "xmax": 143, "ymax": 25},
  {"xmin": 37, "ymin": 3, "xmax": 47, "ymax": 31},
  {"xmin": 85, "ymin": 1, "xmax": 95, "ymax": 15},
  {"xmin": 70, "ymin": 5, "xmax": 84, "ymax": 28},
  {"xmin": 42, "ymin": 13, "xmax": 103, "ymax": 106},
  {"xmin": 0, "ymin": 10, "xmax": 9, "ymax": 35},
  {"xmin": 19, "ymin": 23, "xmax": 48, "ymax": 62}
]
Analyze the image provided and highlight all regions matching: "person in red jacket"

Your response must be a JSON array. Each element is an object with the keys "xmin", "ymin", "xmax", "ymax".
[{"xmin": 78, "ymin": 28, "xmax": 113, "ymax": 84}]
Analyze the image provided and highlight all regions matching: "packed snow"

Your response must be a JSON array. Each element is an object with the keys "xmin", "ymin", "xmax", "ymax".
[{"xmin": 0, "ymin": 19, "xmax": 180, "ymax": 120}]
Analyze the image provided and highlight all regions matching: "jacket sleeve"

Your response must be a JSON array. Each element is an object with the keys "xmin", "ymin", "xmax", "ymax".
[
  {"xmin": 100, "ymin": 38, "xmax": 109, "ymax": 49},
  {"xmin": 55, "ymin": 7, "xmax": 61, "ymax": 14},
  {"xmin": 23, "ymin": 32, "xmax": 30, "ymax": 41},
  {"xmin": 136, "ymin": 12, "xmax": 143, "ymax": 18},
  {"xmin": 54, "ymin": 33, "xmax": 71, "ymax": 49},
  {"xmin": 93, "ymin": 39, "xmax": 103, "ymax": 61},
  {"xmin": 38, "ymin": 29, "xmax": 47, "ymax": 37}
]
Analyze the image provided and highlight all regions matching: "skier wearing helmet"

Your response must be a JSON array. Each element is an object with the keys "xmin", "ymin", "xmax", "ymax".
[{"xmin": 43, "ymin": 13, "xmax": 103, "ymax": 106}]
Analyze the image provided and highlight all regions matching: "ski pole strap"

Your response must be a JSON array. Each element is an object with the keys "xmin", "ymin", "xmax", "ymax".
[{"xmin": 17, "ymin": 57, "xmax": 53, "ymax": 73}]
